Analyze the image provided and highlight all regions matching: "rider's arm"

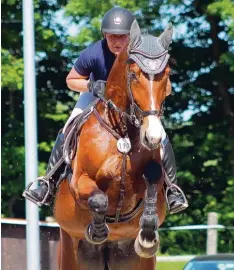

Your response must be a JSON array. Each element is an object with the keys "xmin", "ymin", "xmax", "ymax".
[
  {"xmin": 66, "ymin": 67, "xmax": 89, "ymax": 93},
  {"xmin": 66, "ymin": 45, "xmax": 96, "ymax": 93}
]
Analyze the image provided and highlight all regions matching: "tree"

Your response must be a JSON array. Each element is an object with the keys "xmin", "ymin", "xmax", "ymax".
[
  {"xmin": 156, "ymin": 0, "xmax": 234, "ymax": 254},
  {"xmin": 1, "ymin": 0, "xmax": 71, "ymax": 218}
]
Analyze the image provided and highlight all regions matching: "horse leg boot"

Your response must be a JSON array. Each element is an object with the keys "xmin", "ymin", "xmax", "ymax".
[
  {"xmin": 22, "ymin": 131, "xmax": 65, "ymax": 206},
  {"xmin": 135, "ymin": 161, "xmax": 161, "ymax": 258},
  {"xmin": 162, "ymin": 138, "xmax": 188, "ymax": 214},
  {"xmin": 84, "ymin": 190, "xmax": 109, "ymax": 245}
]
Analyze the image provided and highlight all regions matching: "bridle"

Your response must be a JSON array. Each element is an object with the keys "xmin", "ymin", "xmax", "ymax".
[
  {"xmin": 97, "ymin": 62, "xmax": 166, "ymax": 129},
  {"xmin": 127, "ymin": 69, "xmax": 165, "ymax": 126}
]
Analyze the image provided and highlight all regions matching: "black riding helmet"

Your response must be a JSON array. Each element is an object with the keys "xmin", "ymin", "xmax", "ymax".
[{"xmin": 101, "ymin": 7, "xmax": 134, "ymax": 35}]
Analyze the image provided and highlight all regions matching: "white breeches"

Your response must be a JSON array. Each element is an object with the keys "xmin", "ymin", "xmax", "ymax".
[{"xmin": 63, "ymin": 92, "xmax": 97, "ymax": 133}]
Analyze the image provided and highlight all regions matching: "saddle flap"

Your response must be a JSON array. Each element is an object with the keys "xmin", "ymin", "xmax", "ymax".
[{"xmin": 63, "ymin": 98, "xmax": 100, "ymax": 164}]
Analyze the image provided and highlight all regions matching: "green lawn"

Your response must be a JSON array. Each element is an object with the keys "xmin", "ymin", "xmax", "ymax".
[{"xmin": 157, "ymin": 261, "xmax": 187, "ymax": 270}]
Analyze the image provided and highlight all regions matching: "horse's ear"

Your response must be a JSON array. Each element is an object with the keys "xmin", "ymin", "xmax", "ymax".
[
  {"xmin": 129, "ymin": 20, "xmax": 141, "ymax": 51},
  {"xmin": 158, "ymin": 23, "xmax": 173, "ymax": 50}
]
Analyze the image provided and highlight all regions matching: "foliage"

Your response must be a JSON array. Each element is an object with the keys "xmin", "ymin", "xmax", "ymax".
[
  {"xmin": 1, "ymin": 0, "xmax": 234, "ymax": 255},
  {"xmin": 207, "ymin": 0, "xmax": 234, "ymax": 38},
  {"xmin": 157, "ymin": 261, "xmax": 187, "ymax": 270},
  {"xmin": 207, "ymin": 0, "xmax": 234, "ymax": 71},
  {"xmin": 1, "ymin": 49, "xmax": 24, "ymax": 90},
  {"xmin": 1, "ymin": 0, "xmax": 71, "ymax": 218}
]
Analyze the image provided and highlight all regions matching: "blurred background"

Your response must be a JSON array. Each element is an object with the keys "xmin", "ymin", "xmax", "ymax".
[{"xmin": 1, "ymin": 0, "xmax": 234, "ymax": 268}]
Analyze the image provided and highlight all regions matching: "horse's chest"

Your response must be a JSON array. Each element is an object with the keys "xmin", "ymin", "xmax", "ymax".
[
  {"xmin": 96, "ymin": 152, "xmax": 145, "ymax": 180},
  {"xmin": 96, "ymin": 152, "xmax": 147, "ymax": 195}
]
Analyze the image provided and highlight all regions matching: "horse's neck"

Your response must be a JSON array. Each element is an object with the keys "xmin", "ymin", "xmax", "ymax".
[
  {"xmin": 95, "ymin": 51, "xmax": 130, "ymax": 134},
  {"xmin": 105, "ymin": 54, "xmax": 128, "ymax": 111}
]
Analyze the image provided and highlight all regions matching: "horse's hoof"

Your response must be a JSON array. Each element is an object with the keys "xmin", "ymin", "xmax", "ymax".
[
  {"xmin": 84, "ymin": 223, "xmax": 109, "ymax": 245},
  {"xmin": 134, "ymin": 230, "xmax": 160, "ymax": 258}
]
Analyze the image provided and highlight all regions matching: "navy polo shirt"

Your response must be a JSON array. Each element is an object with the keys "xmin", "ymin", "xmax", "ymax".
[{"xmin": 74, "ymin": 39, "xmax": 116, "ymax": 81}]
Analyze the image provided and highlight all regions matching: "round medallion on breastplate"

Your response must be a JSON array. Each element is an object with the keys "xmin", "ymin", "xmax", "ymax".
[{"xmin": 117, "ymin": 138, "xmax": 131, "ymax": 153}]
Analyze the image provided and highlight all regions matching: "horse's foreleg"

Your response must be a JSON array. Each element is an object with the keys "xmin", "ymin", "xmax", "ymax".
[
  {"xmin": 134, "ymin": 181, "xmax": 159, "ymax": 258},
  {"xmin": 85, "ymin": 189, "xmax": 109, "ymax": 244},
  {"xmin": 134, "ymin": 161, "xmax": 162, "ymax": 258},
  {"xmin": 74, "ymin": 174, "xmax": 109, "ymax": 245}
]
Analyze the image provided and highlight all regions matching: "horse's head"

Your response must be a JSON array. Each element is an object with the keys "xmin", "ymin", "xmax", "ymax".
[
  {"xmin": 126, "ymin": 21, "xmax": 172, "ymax": 150},
  {"xmin": 105, "ymin": 20, "xmax": 172, "ymax": 150}
]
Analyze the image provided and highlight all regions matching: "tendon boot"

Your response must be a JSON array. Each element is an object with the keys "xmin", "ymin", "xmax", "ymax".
[
  {"xmin": 22, "ymin": 132, "xmax": 65, "ymax": 207},
  {"xmin": 162, "ymin": 137, "xmax": 188, "ymax": 214}
]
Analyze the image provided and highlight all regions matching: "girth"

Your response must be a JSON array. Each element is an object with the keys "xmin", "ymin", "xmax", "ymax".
[{"xmin": 106, "ymin": 198, "xmax": 144, "ymax": 223}]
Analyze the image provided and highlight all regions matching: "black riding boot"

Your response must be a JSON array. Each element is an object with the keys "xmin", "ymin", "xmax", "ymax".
[
  {"xmin": 162, "ymin": 138, "xmax": 188, "ymax": 214},
  {"xmin": 22, "ymin": 132, "xmax": 65, "ymax": 207}
]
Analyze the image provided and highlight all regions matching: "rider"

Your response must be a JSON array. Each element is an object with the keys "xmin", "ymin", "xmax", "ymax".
[{"xmin": 23, "ymin": 7, "xmax": 188, "ymax": 214}]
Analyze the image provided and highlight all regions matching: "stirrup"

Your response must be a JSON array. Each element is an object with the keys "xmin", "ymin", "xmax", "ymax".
[
  {"xmin": 22, "ymin": 177, "xmax": 52, "ymax": 207},
  {"xmin": 165, "ymin": 183, "xmax": 188, "ymax": 214}
]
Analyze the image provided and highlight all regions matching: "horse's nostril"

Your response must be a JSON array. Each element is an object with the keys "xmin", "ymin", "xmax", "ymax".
[
  {"xmin": 142, "ymin": 131, "xmax": 161, "ymax": 150},
  {"xmin": 144, "ymin": 133, "xmax": 150, "ymax": 145}
]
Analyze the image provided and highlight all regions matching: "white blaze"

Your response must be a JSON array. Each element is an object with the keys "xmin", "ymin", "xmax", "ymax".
[
  {"xmin": 143, "ymin": 75, "xmax": 166, "ymax": 146},
  {"xmin": 149, "ymin": 79, "xmax": 155, "ymax": 110},
  {"xmin": 145, "ymin": 77, "xmax": 164, "ymax": 143}
]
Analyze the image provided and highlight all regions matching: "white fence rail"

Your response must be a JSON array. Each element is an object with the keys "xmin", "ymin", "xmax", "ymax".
[
  {"xmin": 1, "ymin": 212, "xmax": 233, "ymax": 263},
  {"xmin": 157, "ymin": 255, "xmax": 196, "ymax": 262}
]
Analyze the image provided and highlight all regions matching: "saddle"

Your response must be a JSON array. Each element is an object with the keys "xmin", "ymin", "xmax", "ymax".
[{"xmin": 63, "ymin": 98, "xmax": 100, "ymax": 166}]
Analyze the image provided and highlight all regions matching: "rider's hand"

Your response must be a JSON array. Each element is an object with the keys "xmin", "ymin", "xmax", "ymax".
[{"xmin": 87, "ymin": 80, "xmax": 106, "ymax": 98}]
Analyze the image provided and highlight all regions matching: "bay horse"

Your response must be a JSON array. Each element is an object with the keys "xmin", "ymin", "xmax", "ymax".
[{"xmin": 54, "ymin": 20, "xmax": 173, "ymax": 270}]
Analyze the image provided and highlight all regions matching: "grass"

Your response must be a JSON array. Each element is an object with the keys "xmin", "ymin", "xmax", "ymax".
[{"xmin": 157, "ymin": 261, "xmax": 187, "ymax": 270}]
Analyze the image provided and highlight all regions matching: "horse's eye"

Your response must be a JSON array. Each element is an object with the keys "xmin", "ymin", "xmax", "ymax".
[{"xmin": 130, "ymin": 72, "xmax": 138, "ymax": 81}]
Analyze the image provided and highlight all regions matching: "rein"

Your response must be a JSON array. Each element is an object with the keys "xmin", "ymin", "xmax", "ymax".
[{"xmin": 96, "ymin": 88, "xmax": 141, "ymax": 128}]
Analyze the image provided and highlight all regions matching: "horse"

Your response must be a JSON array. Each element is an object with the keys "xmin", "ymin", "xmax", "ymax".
[{"xmin": 54, "ymin": 20, "xmax": 173, "ymax": 270}]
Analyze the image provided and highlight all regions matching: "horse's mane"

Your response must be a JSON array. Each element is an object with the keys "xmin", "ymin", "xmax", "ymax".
[{"xmin": 104, "ymin": 45, "xmax": 129, "ymax": 106}]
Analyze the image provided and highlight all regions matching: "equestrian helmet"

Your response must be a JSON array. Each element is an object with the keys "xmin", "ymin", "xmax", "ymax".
[{"xmin": 101, "ymin": 7, "xmax": 134, "ymax": 34}]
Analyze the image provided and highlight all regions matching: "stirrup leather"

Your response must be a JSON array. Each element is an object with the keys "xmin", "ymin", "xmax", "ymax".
[
  {"xmin": 22, "ymin": 177, "xmax": 53, "ymax": 207},
  {"xmin": 165, "ymin": 184, "xmax": 188, "ymax": 214}
]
